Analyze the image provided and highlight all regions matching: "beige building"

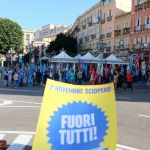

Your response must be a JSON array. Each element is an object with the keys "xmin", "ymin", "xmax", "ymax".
[
  {"xmin": 23, "ymin": 29, "xmax": 35, "ymax": 54},
  {"xmin": 114, "ymin": 12, "xmax": 131, "ymax": 60},
  {"xmin": 34, "ymin": 24, "xmax": 71, "ymax": 43},
  {"xmin": 100, "ymin": 0, "xmax": 132, "ymax": 55},
  {"xmin": 70, "ymin": 2, "xmax": 101, "ymax": 55}
]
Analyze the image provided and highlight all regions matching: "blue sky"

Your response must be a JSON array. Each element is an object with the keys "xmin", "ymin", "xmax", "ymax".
[{"xmin": 0, "ymin": 0, "xmax": 99, "ymax": 29}]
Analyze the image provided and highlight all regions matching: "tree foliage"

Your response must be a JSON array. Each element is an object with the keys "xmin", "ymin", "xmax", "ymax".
[
  {"xmin": 0, "ymin": 18, "xmax": 24, "ymax": 55},
  {"xmin": 47, "ymin": 33, "xmax": 77, "ymax": 56}
]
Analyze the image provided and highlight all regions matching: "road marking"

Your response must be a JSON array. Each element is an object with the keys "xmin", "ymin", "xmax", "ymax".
[
  {"xmin": 0, "ymin": 131, "xmax": 141, "ymax": 150},
  {"xmin": 0, "ymin": 100, "xmax": 13, "ymax": 106},
  {"xmin": 138, "ymin": 114, "xmax": 150, "ymax": 118},
  {"xmin": 0, "ymin": 134, "xmax": 5, "ymax": 140},
  {"xmin": 117, "ymin": 144, "xmax": 141, "ymax": 150},
  {"xmin": 116, "ymin": 96, "xmax": 131, "ymax": 100},
  {"xmin": 0, "ymin": 106, "xmax": 40, "ymax": 108},
  {"xmin": 0, "ymin": 99, "xmax": 41, "ymax": 105},
  {"xmin": 134, "ymin": 89, "xmax": 145, "ymax": 92},
  {"xmin": 0, "ymin": 131, "xmax": 35, "ymax": 134},
  {"xmin": 0, "ymin": 88, "xmax": 43, "ymax": 93},
  {"xmin": 7, "ymin": 134, "xmax": 33, "ymax": 150}
]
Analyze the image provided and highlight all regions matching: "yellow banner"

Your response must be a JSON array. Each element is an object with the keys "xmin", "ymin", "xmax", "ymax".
[{"xmin": 32, "ymin": 79, "xmax": 117, "ymax": 150}]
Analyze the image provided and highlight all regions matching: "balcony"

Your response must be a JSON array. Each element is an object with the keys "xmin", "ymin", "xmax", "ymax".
[
  {"xmin": 101, "ymin": 19, "xmax": 105, "ymax": 24},
  {"xmin": 91, "ymin": 34, "xmax": 96, "ymax": 39},
  {"xmin": 143, "ymin": 24, "xmax": 150, "ymax": 30},
  {"xmin": 100, "ymin": 34, "xmax": 105, "ymax": 39},
  {"xmin": 114, "ymin": 45, "xmax": 130, "ymax": 51},
  {"xmin": 134, "ymin": 25, "xmax": 143, "ymax": 32},
  {"xmin": 82, "ymin": 25, "xmax": 86, "ymax": 30},
  {"xmin": 135, "ymin": 4, "xmax": 143, "ymax": 12},
  {"xmin": 107, "ymin": 16, "xmax": 113, "ymax": 22},
  {"xmin": 85, "ymin": 36, "xmax": 89, "ymax": 41},
  {"xmin": 143, "ymin": 0, "xmax": 150, "ymax": 9},
  {"xmin": 106, "ymin": 32, "xmax": 112, "ymax": 37},
  {"xmin": 123, "ymin": 27, "xmax": 130, "ymax": 34},
  {"xmin": 114, "ymin": 30, "xmax": 121, "ymax": 36},
  {"xmin": 135, "ymin": 0, "xmax": 150, "ymax": 12},
  {"xmin": 88, "ymin": 22, "xmax": 92, "ymax": 26}
]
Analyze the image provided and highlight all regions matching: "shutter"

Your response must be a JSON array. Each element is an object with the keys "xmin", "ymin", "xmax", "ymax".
[
  {"xmin": 134, "ymin": 38, "xmax": 136, "ymax": 44},
  {"xmin": 145, "ymin": 16, "xmax": 148, "ymax": 25}
]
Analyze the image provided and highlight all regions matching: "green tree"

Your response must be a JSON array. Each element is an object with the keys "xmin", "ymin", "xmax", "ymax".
[
  {"xmin": 0, "ymin": 18, "xmax": 24, "ymax": 55},
  {"xmin": 47, "ymin": 33, "xmax": 77, "ymax": 56}
]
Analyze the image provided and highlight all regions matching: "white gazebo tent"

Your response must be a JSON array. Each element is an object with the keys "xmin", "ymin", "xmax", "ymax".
[
  {"xmin": 105, "ymin": 54, "xmax": 128, "ymax": 64},
  {"xmin": 51, "ymin": 51, "xmax": 74, "ymax": 62},
  {"xmin": 80, "ymin": 52, "xmax": 96, "ymax": 63},
  {"xmin": 40, "ymin": 56, "xmax": 50, "ymax": 61}
]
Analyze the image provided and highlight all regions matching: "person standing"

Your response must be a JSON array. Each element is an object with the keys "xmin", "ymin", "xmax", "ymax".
[
  {"xmin": 113, "ymin": 73, "xmax": 118, "ymax": 89},
  {"xmin": 4, "ymin": 71, "xmax": 8, "ymax": 88},
  {"xmin": 13, "ymin": 72, "xmax": 19, "ymax": 88},
  {"xmin": 77, "ymin": 69, "xmax": 82, "ymax": 85},
  {"xmin": 126, "ymin": 73, "xmax": 133, "ymax": 91},
  {"xmin": 118, "ymin": 73, "xmax": 123, "ymax": 90}
]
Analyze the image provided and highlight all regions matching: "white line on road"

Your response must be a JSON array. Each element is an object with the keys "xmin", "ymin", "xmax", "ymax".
[
  {"xmin": 0, "ymin": 88, "xmax": 43, "ymax": 93},
  {"xmin": 138, "ymin": 114, "xmax": 150, "ymax": 118},
  {"xmin": 116, "ymin": 97, "xmax": 131, "ymax": 100},
  {"xmin": 0, "ymin": 131, "xmax": 35, "ymax": 135},
  {"xmin": 0, "ymin": 100, "xmax": 13, "ymax": 106},
  {"xmin": 134, "ymin": 89, "xmax": 145, "ymax": 92},
  {"xmin": 0, "ymin": 99, "xmax": 41, "ymax": 105},
  {"xmin": 0, "ymin": 134, "xmax": 5, "ymax": 140},
  {"xmin": 117, "ymin": 144, "xmax": 141, "ymax": 150},
  {"xmin": 0, "ymin": 106, "xmax": 40, "ymax": 108},
  {"xmin": 7, "ymin": 134, "xmax": 33, "ymax": 150}
]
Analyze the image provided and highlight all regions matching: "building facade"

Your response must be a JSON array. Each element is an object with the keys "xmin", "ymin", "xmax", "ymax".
[
  {"xmin": 34, "ymin": 24, "xmax": 71, "ymax": 43},
  {"xmin": 100, "ymin": 0, "xmax": 132, "ymax": 55},
  {"xmin": 131, "ymin": 0, "xmax": 150, "ymax": 65},
  {"xmin": 114, "ymin": 12, "xmax": 131, "ymax": 60},
  {"xmin": 23, "ymin": 29, "xmax": 35, "ymax": 54},
  {"xmin": 71, "ymin": 2, "xmax": 101, "ymax": 55}
]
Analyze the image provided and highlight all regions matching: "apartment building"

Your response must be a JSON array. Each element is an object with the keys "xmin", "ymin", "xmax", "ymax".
[
  {"xmin": 131, "ymin": 0, "xmax": 150, "ymax": 65},
  {"xmin": 70, "ymin": 2, "xmax": 101, "ymax": 54},
  {"xmin": 34, "ymin": 24, "xmax": 71, "ymax": 43},
  {"xmin": 114, "ymin": 12, "xmax": 131, "ymax": 60},
  {"xmin": 100, "ymin": 0, "xmax": 132, "ymax": 55},
  {"xmin": 23, "ymin": 29, "xmax": 35, "ymax": 54}
]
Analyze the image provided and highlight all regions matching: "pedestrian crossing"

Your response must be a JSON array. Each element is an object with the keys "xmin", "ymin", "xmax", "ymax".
[{"xmin": 0, "ymin": 133, "xmax": 140, "ymax": 150}]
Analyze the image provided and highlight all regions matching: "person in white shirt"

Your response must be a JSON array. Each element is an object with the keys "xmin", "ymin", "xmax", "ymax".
[{"xmin": 13, "ymin": 72, "xmax": 19, "ymax": 87}]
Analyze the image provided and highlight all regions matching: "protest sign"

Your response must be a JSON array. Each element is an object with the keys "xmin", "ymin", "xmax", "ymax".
[{"xmin": 32, "ymin": 79, "xmax": 117, "ymax": 150}]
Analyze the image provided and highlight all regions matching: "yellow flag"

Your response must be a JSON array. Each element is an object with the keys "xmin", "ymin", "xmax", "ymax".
[{"xmin": 32, "ymin": 79, "xmax": 117, "ymax": 150}]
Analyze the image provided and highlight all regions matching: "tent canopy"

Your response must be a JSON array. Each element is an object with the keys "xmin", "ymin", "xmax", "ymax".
[
  {"xmin": 40, "ymin": 56, "xmax": 49, "ymax": 61},
  {"xmin": 51, "ymin": 51, "xmax": 74, "ymax": 62},
  {"xmin": 105, "ymin": 54, "xmax": 128, "ymax": 64},
  {"xmin": 80, "ymin": 52, "xmax": 95, "ymax": 62}
]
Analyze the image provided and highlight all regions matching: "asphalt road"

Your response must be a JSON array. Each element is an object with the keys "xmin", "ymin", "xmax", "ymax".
[{"xmin": 0, "ymin": 82, "xmax": 150, "ymax": 150}]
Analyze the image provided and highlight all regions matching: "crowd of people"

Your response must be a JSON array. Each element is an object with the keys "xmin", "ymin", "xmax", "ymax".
[{"xmin": 2, "ymin": 61, "xmax": 150, "ymax": 91}]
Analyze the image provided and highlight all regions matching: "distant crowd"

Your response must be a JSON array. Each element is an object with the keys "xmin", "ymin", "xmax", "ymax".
[{"xmin": 2, "ymin": 63, "xmax": 150, "ymax": 91}]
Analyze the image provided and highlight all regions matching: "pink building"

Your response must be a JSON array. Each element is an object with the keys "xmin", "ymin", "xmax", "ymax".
[{"xmin": 131, "ymin": 0, "xmax": 150, "ymax": 65}]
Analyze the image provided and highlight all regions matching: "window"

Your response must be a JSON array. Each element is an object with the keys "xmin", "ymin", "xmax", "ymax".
[
  {"xmin": 103, "ymin": 13, "xmax": 105, "ymax": 19},
  {"xmin": 116, "ymin": 24, "xmax": 120, "ymax": 30},
  {"xmin": 136, "ymin": 18, "xmax": 141, "ymax": 27},
  {"xmin": 124, "ymin": 22, "xmax": 129, "ymax": 28},
  {"xmin": 26, "ymin": 34, "xmax": 30, "ymax": 40},
  {"xmin": 137, "ymin": 0, "xmax": 142, "ymax": 5},
  {"xmin": 134, "ymin": 37, "xmax": 142, "ymax": 44},
  {"xmin": 143, "ymin": 36, "xmax": 150, "ymax": 44},
  {"xmin": 145, "ymin": 16, "xmax": 150, "ymax": 24},
  {"xmin": 109, "ymin": 10, "xmax": 112, "ymax": 17}
]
